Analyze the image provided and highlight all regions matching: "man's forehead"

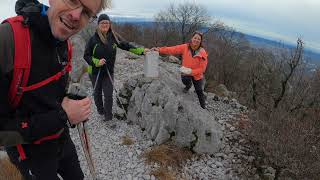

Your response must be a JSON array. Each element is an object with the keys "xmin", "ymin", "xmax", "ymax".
[{"xmin": 81, "ymin": 0, "xmax": 101, "ymax": 13}]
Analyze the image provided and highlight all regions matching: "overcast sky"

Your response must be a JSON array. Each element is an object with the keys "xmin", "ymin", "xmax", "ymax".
[{"xmin": 0, "ymin": 0, "xmax": 318, "ymax": 52}]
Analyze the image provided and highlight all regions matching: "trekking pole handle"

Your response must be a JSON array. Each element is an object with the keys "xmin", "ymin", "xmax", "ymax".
[{"xmin": 66, "ymin": 83, "xmax": 90, "ymax": 124}]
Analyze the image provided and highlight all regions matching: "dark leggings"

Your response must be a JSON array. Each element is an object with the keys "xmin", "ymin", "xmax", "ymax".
[
  {"xmin": 90, "ymin": 71, "xmax": 114, "ymax": 120},
  {"xmin": 181, "ymin": 75, "xmax": 206, "ymax": 108},
  {"xmin": 5, "ymin": 134, "xmax": 84, "ymax": 180}
]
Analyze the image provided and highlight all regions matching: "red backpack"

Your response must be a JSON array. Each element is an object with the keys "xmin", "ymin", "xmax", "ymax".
[{"xmin": 1, "ymin": 16, "xmax": 72, "ymax": 160}]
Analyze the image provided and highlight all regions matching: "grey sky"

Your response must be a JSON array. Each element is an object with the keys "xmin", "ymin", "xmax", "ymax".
[{"xmin": 0, "ymin": 0, "xmax": 318, "ymax": 52}]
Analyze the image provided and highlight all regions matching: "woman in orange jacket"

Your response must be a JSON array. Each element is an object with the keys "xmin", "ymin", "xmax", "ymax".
[{"xmin": 152, "ymin": 31, "xmax": 208, "ymax": 109}]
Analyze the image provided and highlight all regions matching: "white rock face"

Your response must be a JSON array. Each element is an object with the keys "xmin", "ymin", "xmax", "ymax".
[{"xmin": 119, "ymin": 73, "xmax": 222, "ymax": 154}]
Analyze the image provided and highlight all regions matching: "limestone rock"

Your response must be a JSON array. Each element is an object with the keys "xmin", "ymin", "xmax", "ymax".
[
  {"xmin": 119, "ymin": 68, "xmax": 222, "ymax": 154},
  {"xmin": 162, "ymin": 55, "xmax": 181, "ymax": 64}
]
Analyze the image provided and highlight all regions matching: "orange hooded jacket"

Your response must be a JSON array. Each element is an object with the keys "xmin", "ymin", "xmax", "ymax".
[{"xmin": 159, "ymin": 44, "xmax": 208, "ymax": 80}]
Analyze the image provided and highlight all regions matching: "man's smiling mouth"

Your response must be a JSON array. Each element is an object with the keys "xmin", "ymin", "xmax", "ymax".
[{"xmin": 60, "ymin": 17, "xmax": 75, "ymax": 30}]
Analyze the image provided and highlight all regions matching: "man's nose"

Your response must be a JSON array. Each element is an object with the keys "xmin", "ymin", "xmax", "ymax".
[{"xmin": 68, "ymin": 7, "xmax": 82, "ymax": 21}]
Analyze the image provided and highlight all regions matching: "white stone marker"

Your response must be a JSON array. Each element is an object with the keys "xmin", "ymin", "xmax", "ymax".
[{"xmin": 144, "ymin": 51, "xmax": 159, "ymax": 78}]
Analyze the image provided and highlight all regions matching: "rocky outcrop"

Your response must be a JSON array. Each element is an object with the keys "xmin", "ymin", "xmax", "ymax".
[
  {"xmin": 117, "ymin": 64, "xmax": 222, "ymax": 154},
  {"xmin": 162, "ymin": 55, "xmax": 181, "ymax": 64}
]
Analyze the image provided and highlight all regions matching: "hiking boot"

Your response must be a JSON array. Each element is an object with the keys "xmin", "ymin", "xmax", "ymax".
[
  {"xmin": 200, "ymin": 103, "xmax": 206, "ymax": 109},
  {"xmin": 104, "ymin": 114, "xmax": 113, "ymax": 122},
  {"xmin": 103, "ymin": 117, "xmax": 112, "ymax": 122},
  {"xmin": 199, "ymin": 95, "xmax": 206, "ymax": 109},
  {"xmin": 97, "ymin": 109, "xmax": 104, "ymax": 115},
  {"xmin": 183, "ymin": 87, "xmax": 190, "ymax": 93}
]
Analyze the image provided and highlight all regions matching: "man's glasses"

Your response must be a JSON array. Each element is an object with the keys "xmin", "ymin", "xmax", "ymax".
[{"xmin": 62, "ymin": 0, "xmax": 97, "ymax": 22}]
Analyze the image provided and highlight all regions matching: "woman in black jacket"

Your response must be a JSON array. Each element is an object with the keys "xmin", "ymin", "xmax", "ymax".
[{"xmin": 84, "ymin": 14, "xmax": 145, "ymax": 121}]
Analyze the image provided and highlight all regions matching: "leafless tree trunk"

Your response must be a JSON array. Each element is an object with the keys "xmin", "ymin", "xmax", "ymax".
[
  {"xmin": 273, "ymin": 39, "xmax": 304, "ymax": 108},
  {"xmin": 155, "ymin": 3, "xmax": 210, "ymax": 44}
]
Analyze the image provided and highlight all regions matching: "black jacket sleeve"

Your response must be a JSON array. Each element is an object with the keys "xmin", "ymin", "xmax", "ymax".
[
  {"xmin": 114, "ymin": 33, "xmax": 144, "ymax": 55},
  {"xmin": 117, "ymin": 40, "xmax": 134, "ymax": 51}
]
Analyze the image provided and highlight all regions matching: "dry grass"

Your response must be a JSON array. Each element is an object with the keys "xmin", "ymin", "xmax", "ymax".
[
  {"xmin": 121, "ymin": 135, "xmax": 135, "ymax": 145},
  {"xmin": 235, "ymin": 113, "xmax": 251, "ymax": 130},
  {"xmin": 143, "ymin": 143, "xmax": 192, "ymax": 179},
  {"xmin": 151, "ymin": 167, "xmax": 177, "ymax": 180},
  {"xmin": 0, "ymin": 157, "xmax": 22, "ymax": 180},
  {"xmin": 143, "ymin": 143, "xmax": 192, "ymax": 168}
]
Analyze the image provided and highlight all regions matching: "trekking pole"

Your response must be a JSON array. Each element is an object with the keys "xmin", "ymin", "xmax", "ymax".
[
  {"xmin": 93, "ymin": 68, "xmax": 101, "ymax": 92},
  {"xmin": 67, "ymin": 83, "xmax": 97, "ymax": 180},
  {"xmin": 77, "ymin": 121, "xmax": 97, "ymax": 180},
  {"xmin": 105, "ymin": 67, "xmax": 128, "ymax": 119}
]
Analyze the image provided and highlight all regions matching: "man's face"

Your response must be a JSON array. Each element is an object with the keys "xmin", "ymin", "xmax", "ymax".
[{"xmin": 48, "ymin": 0, "xmax": 101, "ymax": 41}]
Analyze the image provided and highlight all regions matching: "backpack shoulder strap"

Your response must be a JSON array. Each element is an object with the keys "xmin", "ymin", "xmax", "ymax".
[
  {"xmin": 2, "ymin": 16, "xmax": 32, "ymax": 109},
  {"xmin": 18, "ymin": 40, "xmax": 72, "ymax": 93},
  {"xmin": 67, "ymin": 40, "xmax": 72, "ymax": 62}
]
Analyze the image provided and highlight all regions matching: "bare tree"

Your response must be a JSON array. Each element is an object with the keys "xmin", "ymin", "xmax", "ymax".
[
  {"xmin": 155, "ymin": 2, "xmax": 210, "ymax": 44},
  {"xmin": 273, "ymin": 38, "xmax": 304, "ymax": 108},
  {"xmin": 113, "ymin": 23, "xmax": 142, "ymax": 42},
  {"xmin": 203, "ymin": 23, "xmax": 250, "ymax": 91}
]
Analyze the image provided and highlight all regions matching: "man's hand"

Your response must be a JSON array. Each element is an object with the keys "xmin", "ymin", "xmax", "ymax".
[{"xmin": 61, "ymin": 97, "xmax": 91, "ymax": 125}]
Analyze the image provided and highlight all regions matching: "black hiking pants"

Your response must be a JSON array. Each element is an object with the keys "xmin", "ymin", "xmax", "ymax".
[
  {"xmin": 5, "ymin": 133, "xmax": 84, "ymax": 180},
  {"xmin": 90, "ymin": 70, "xmax": 114, "ymax": 120},
  {"xmin": 181, "ymin": 75, "xmax": 206, "ymax": 108}
]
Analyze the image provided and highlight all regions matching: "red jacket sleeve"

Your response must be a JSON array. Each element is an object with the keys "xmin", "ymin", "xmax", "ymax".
[{"xmin": 159, "ymin": 44, "xmax": 187, "ymax": 55}]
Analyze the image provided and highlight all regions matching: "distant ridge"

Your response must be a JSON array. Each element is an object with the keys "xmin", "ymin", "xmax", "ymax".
[
  {"xmin": 110, "ymin": 16, "xmax": 153, "ymax": 23},
  {"xmin": 243, "ymin": 33, "xmax": 320, "ymax": 65}
]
